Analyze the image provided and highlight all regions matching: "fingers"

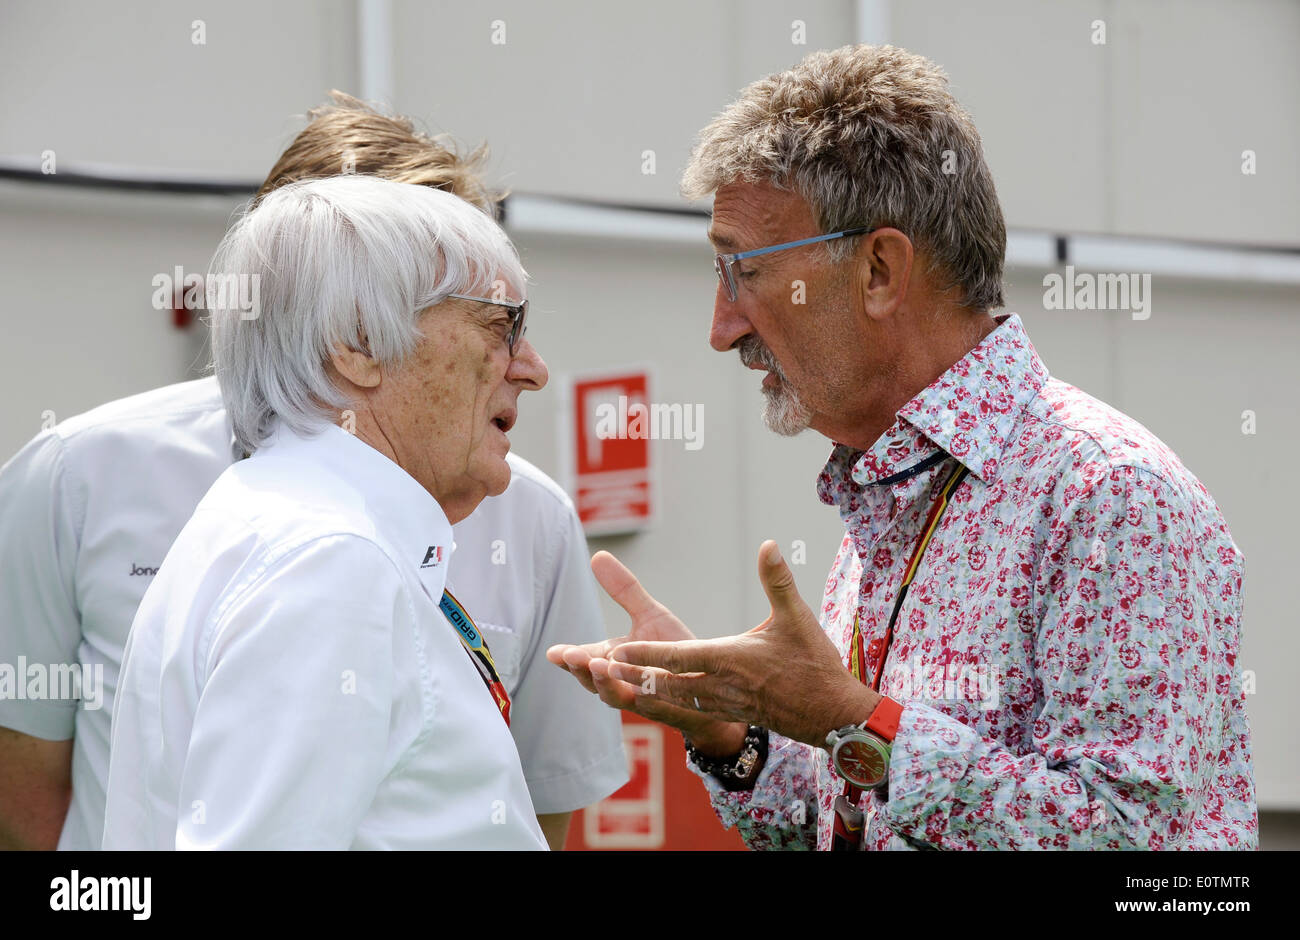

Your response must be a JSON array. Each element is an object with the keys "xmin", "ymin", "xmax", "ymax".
[
  {"xmin": 756, "ymin": 539, "xmax": 804, "ymax": 618},
  {"xmin": 591, "ymin": 551, "xmax": 666, "ymax": 621},
  {"xmin": 590, "ymin": 655, "xmax": 688, "ymax": 724},
  {"xmin": 547, "ymin": 640, "xmax": 617, "ymax": 695},
  {"xmin": 609, "ymin": 638, "xmax": 722, "ymax": 675},
  {"xmin": 587, "ymin": 655, "xmax": 636, "ymax": 707},
  {"xmin": 604, "ymin": 659, "xmax": 751, "ymax": 726},
  {"xmin": 552, "ymin": 637, "xmax": 749, "ymax": 732},
  {"xmin": 557, "ymin": 646, "xmax": 598, "ymax": 694}
]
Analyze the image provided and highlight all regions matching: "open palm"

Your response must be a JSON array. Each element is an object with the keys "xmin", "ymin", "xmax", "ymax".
[{"xmin": 546, "ymin": 551, "xmax": 710, "ymax": 733}]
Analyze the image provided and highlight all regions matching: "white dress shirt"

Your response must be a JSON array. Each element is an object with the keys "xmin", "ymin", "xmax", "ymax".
[
  {"xmin": 448, "ymin": 457, "xmax": 630, "ymax": 811},
  {"xmin": 0, "ymin": 377, "xmax": 626, "ymax": 849},
  {"xmin": 101, "ymin": 419, "xmax": 546, "ymax": 849}
]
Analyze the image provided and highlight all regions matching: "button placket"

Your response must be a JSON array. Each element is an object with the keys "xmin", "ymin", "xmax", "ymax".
[{"xmin": 856, "ymin": 461, "xmax": 951, "ymax": 686}]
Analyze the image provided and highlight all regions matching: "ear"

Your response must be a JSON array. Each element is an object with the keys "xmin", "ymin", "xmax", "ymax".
[
  {"xmin": 329, "ymin": 336, "xmax": 382, "ymax": 390},
  {"xmin": 853, "ymin": 227, "xmax": 914, "ymax": 322}
]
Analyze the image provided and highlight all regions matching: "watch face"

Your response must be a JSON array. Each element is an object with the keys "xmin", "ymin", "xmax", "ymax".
[{"xmin": 834, "ymin": 736, "xmax": 887, "ymax": 788}]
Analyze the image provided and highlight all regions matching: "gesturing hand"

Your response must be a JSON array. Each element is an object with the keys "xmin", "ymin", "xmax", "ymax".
[
  {"xmin": 546, "ymin": 551, "xmax": 745, "ymax": 750},
  {"xmin": 605, "ymin": 540, "xmax": 877, "ymax": 747}
]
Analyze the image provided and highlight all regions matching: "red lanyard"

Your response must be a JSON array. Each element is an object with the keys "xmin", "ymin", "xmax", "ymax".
[
  {"xmin": 850, "ymin": 460, "xmax": 970, "ymax": 692},
  {"xmin": 439, "ymin": 590, "xmax": 512, "ymax": 726},
  {"xmin": 833, "ymin": 460, "xmax": 969, "ymax": 848}
]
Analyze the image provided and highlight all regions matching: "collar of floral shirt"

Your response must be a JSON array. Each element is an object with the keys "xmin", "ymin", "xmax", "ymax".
[{"xmin": 816, "ymin": 313, "xmax": 1050, "ymax": 506}]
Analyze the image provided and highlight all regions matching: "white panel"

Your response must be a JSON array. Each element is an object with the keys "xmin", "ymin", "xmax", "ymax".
[
  {"xmin": 890, "ymin": 0, "xmax": 1112, "ymax": 234},
  {"xmin": 0, "ymin": 182, "xmax": 237, "ymax": 460},
  {"xmin": 0, "ymin": 0, "xmax": 356, "ymax": 177},
  {"xmin": 1110, "ymin": 0, "xmax": 1300, "ymax": 247},
  {"xmin": 391, "ymin": 0, "xmax": 856, "ymax": 207}
]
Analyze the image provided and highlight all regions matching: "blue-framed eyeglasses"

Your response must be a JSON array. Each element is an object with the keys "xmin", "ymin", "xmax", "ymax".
[
  {"xmin": 448, "ymin": 292, "xmax": 529, "ymax": 357},
  {"xmin": 713, "ymin": 227, "xmax": 874, "ymax": 302}
]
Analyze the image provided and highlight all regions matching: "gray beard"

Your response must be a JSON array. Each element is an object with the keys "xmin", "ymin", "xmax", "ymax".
[
  {"xmin": 761, "ymin": 377, "xmax": 813, "ymax": 436},
  {"xmin": 738, "ymin": 334, "xmax": 813, "ymax": 436}
]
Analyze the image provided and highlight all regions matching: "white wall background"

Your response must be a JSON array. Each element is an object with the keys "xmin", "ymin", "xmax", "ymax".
[{"xmin": 1, "ymin": 0, "xmax": 1296, "ymax": 827}]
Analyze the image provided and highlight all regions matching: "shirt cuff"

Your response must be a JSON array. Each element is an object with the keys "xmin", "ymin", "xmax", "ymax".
[
  {"xmin": 878, "ymin": 700, "xmax": 983, "ymax": 830},
  {"xmin": 688, "ymin": 731, "xmax": 801, "ymax": 828},
  {"xmin": 0, "ymin": 698, "xmax": 77, "ymax": 741}
]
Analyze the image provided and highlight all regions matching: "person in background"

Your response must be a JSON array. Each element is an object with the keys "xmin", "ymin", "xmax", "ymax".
[{"xmin": 0, "ymin": 93, "xmax": 627, "ymax": 851}]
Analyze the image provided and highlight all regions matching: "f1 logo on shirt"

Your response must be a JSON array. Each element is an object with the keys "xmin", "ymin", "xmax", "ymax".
[{"xmin": 421, "ymin": 545, "xmax": 445, "ymax": 569}]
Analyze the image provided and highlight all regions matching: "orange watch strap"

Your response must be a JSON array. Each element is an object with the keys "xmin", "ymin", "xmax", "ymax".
[{"xmin": 865, "ymin": 695, "xmax": 903, "ymax": 743}]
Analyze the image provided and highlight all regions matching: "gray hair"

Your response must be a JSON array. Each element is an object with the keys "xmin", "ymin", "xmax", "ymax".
[
  {"xmin": 208, "ymin": 175, "xmax": 526, "ymax": 453},
  {"xmin": 682, "ymin": 43, "xmax": 1005, "ymax": 312}
]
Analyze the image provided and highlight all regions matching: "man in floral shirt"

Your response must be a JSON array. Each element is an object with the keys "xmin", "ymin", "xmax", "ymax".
[{"xmin": 549, "ymin": 43, "xmax": 1256, "ymax": 850}]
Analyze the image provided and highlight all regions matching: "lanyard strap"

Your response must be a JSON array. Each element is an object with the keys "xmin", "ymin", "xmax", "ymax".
[
  {"xmin": 850, "ymin": 459, "xmax": 970, "ymax": 690},
  {"xmin": 841, "ymin": 459, "xmax": 970, "ymax": 811},
  {"xmin": 439, "ymin": 590, "xmax": 512, "ymax": 727}
]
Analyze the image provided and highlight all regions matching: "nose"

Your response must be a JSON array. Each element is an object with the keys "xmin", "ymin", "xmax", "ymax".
[
  {"xmin": 709, "ymin": 281, "xmax": 752, "ymax": 352},
  {"xmin": 508, "ymin": 337, "xmax": 548, "ymax": 391}
]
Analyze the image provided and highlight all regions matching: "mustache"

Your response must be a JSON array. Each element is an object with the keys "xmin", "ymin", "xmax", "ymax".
[{"xmin": 737, "ymin": 335, "xmax": 785, "ymax": 377}]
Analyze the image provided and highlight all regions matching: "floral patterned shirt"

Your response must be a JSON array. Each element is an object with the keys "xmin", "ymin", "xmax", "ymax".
[{"xmin": 691, "ymin": 314, "xmax": 1257, "ymax": 850}]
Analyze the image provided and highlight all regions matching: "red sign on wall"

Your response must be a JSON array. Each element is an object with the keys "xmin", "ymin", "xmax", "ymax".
[
  {"xmin": 581, "ymin": 720, "xmax": 664, "ymax": 848},
  {"xmin": 565, "ymin": 713, "xmax": 749, "ymax": 852},
  {"xmin": 568, "ymin": 369, "xmax": 652, "ymax": 535}
]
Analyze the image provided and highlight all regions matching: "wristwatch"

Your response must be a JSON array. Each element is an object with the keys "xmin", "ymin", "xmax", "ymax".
[{"xmin": 826, "ymin": 696, "xmax": 902, "ymax": 790}]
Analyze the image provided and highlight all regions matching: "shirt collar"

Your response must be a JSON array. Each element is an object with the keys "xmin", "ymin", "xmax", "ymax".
[
  {"xmin": 817, "ymin": 313, "xmax": 1049, "ymax": 502},
  {"xmin": 253, "ymin": 420, "xmax": 455, "ymax": 582}
]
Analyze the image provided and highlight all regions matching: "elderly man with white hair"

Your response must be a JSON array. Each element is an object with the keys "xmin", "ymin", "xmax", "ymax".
[{"xmin": 102, "ymin": 175, "xmax": 550, "ymax": 849}]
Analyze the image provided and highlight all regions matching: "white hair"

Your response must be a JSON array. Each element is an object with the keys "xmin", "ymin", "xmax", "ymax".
[{"xmin": 208, "ymin": 175, "xmax": 526, "ymax": 453}]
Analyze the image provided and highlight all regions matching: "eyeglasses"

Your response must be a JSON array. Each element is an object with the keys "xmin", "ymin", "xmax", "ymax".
[
  {"xmin": 448, "ymin": 292, "xmax": 529, "ymax": 357},
  {"xmin": 713, "ymin": 227, "xmax": 874, "ymax": 302}
]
